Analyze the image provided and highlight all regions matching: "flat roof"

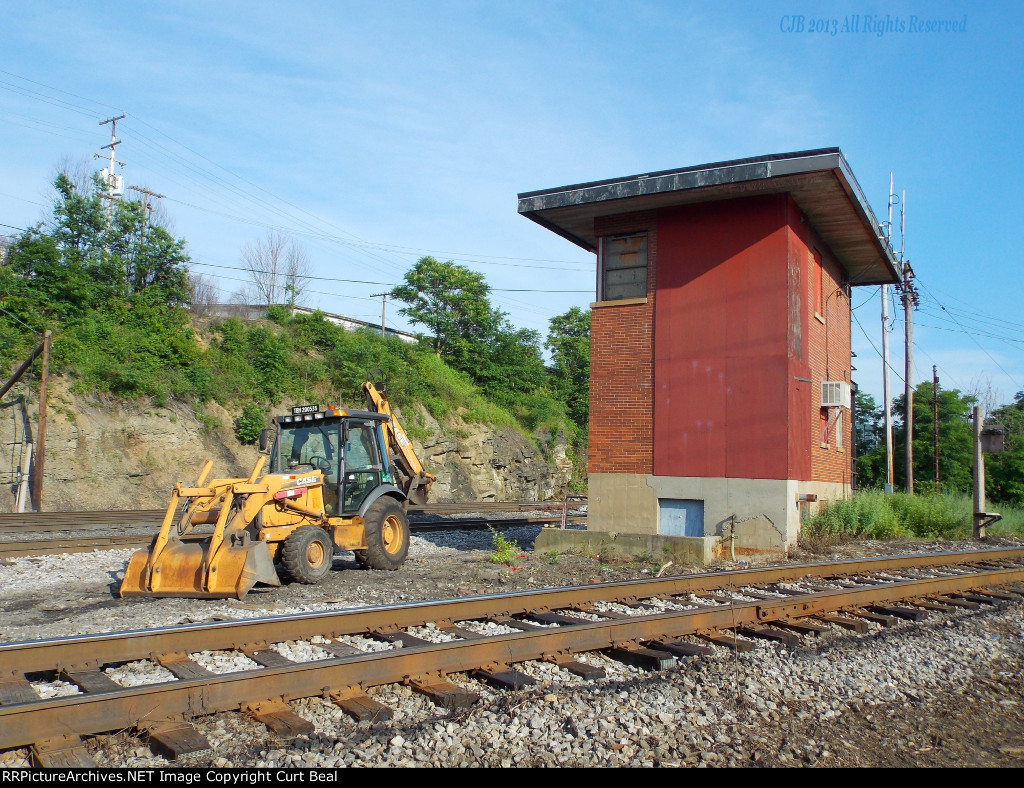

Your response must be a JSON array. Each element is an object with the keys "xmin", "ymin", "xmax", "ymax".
[{"xmin": 518, "ymin": 148, "xmax": 900, "ymax": 286}]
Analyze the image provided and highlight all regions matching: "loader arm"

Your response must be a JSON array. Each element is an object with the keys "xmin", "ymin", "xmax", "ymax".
[{"xmin": 363, "ymin": 381, "xmax": 434, "ymax": 505}]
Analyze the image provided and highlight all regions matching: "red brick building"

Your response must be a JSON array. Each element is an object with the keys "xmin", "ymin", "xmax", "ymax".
[{"xmin": 519, "ymin": 149, "xmax": 900, "ymax": 555}]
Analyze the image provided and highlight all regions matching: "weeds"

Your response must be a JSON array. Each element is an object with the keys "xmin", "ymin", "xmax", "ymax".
[
  {"xmin": 488, "ymin": 526, "xmax": 521, "ymax": 566},
  {"xmin": 801, "ymin": 490, "xmax": 1024, "ymax": 543}
]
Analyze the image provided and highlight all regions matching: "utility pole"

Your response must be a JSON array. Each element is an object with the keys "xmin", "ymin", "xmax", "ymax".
[
  {"xmin": 29, "ymin": 330, "xmax": 51, "ymax": 512},
  {"xmin": 370, "ymin": 292, "xmax": 388, "ymax": 337},
  {"xmin": 972, "ymin": 406, "xmax": 986, "ymax": 538},
  {"xmin": 933, "ymin": 366, "xmax": 940, "ymax": 486},
  {"xmin": 130, "ymin": 186, "xmax": 165, "ymax": 234},
  {"xmin": 95, "ymin": 114, "xmax": 126, "ymax": 226},
  {"xmin": 881, "ymin": 173, "xmax": 895, "ymax": 492},
  {"xmin": 900, "ymin": 191, "xmax": 916, "ymax": 494}
]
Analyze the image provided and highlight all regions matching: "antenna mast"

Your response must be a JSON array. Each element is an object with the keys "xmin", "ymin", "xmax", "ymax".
[
  {"xmin": 881, "ymin": 173, "xmax": 894, "ymax": 491},
  {"xmin": 95, "ymin": 113, "xmax": 126, "ymax": 225}
]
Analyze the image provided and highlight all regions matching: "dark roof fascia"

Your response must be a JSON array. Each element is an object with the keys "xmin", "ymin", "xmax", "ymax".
[
  {"xmin": 517, "ymin": 147, "xmax": 842, "ymax": 201},
  {"xmin": 517, "ymin": 148, "xmax": 900, "ymax": 283}
]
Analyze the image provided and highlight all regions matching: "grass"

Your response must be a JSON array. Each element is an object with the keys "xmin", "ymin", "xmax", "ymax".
[
  {"xmin": 801, "ymin": 489, "xmax": 1024, "ymax": 545},
  {"xmin": 487, "ymin": 526, "xmax": 522, "ymax": 566}
]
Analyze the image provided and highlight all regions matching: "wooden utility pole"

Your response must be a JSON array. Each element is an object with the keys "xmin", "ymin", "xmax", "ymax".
[
  {"xmin": 972, "ymin": 405, "xmax": 993, "ymax": 539},
  {"xmin": 902, "ymin": 262, "xmax": 915, "ymax": 493},
  {"xmin": 0, "ymin": 341, "xmax": 45, "ymax": 401},
  {"xmin": 370, "ymin": 292, "xmax": 388, "ymax": 337},
  {"xmin": 29, "ymin": 330, "xmax": 51, "ymax": 511},
  {"xmin": 131, "ymin": 186, "xmax": 165, "ymax": 234},
  {"xmin": 932, "ymin": 366, "xmax": 940, "ymax": 486}
]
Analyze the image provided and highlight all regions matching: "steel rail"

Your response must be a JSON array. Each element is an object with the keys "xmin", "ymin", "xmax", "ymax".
[
  {"xmin": 0, "ymin": 501, "xmax": 584, "ymax": 533},
  {"xmin": 0, "ymin": 536, "xmax": 154, "ymax": 560},
  {"xmin": 2, "ymin": 547, "xmax": 1021, "ymax": 677},
  {"xmin": 0, "ymin": 554, "xmax": 1021, "ymax": 752},
  {"xmin": 0, "ymin": 517, "xmax": 586, "ymax": 559}
]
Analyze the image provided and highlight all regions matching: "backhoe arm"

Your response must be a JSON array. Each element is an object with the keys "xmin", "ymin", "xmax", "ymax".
[{"xmin": 363, "ymin": 381, "xmax": 434, "ymax": 504}]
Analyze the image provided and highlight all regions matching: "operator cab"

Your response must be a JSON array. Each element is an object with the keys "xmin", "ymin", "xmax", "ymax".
[{"xmin": 268, "ymin": 405, "xmax": 393, "ymax": 515}]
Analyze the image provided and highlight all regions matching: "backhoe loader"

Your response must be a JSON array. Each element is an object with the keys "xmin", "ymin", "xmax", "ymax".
[{"xmin": 119, "ymin": 381, "xmax": 434, "ymax": 599}]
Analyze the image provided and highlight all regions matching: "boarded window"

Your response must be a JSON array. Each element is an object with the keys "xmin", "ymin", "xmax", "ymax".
[
  {"xmin": 813, "ymin": 248, "xmax": 823, "ymax": 314},
  {"xmin": 600, "ymin": 233, "xmax": 647, "ymax": 301}
]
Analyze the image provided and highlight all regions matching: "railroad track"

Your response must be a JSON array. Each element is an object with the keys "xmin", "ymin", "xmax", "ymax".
[
  {"xmin": 0, "ymin": 516, "xmax": 586, "ymax": 560},
  {"xmin": 1, "ymin": 547, "xmax": 1021, "ymax": 766},
  {"xmin": 0, "ymin": 501, "xmax": 584, "ymax": 534}
]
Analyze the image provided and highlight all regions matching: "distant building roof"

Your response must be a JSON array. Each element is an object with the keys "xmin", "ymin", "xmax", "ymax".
[
  {"xmin": 290, "ymin": 306, "xmax": 418, "ymax": 343},
  {"xmin": 518, "ymin": 148, "xmax": 900, "ymax": 286},
  {"xmin": 205, "ymin": 304, "xmax": 419, "ymax": 344}
]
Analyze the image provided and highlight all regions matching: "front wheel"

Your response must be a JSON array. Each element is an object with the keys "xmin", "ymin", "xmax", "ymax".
[
  {"xmin": 281, "ymin": 526, "xmax": 334, "ymax": 584},
  {"xmin": 361, "ymin": 497, "xmax": 409, "ymax": 570}
]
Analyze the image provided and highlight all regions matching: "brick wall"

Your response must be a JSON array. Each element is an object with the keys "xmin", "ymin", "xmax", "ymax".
[
  {"xmin": 589, "ymin": 212, "xmax": 657, "ymax": 474},
  {"xmin": 802, "ymin": 230, "xmax": 853, "ymax": 486}
]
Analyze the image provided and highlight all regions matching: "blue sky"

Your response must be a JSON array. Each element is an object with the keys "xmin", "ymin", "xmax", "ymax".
[{"xmin": 1, "ymin": 1, "xmax": 1021, "ymax": 409}]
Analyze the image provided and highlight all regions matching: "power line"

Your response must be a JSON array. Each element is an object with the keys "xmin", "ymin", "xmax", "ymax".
[
  {"xmin": 914, "ymin": 277, "xmax": 1023, "ymax": 391},
  {"xmin": 187, "ymin": 259, "xmax": 589, "ymax": 292},
  {"xmin": 0, "ymin": 69, "xmax": 594, "ymax": 330},
  {"xmin": 852, "ymin": 310, "xmax": 905, "ymax": 385}
]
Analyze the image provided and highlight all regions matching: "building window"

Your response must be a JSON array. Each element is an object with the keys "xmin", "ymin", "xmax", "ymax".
[
  {"xmin": 813, "ymin": 248, "xmax": 823, "ymax": 316},
  {"xmin": 599, "ymin": 233, "xmax": 647, "ymax": 301}
]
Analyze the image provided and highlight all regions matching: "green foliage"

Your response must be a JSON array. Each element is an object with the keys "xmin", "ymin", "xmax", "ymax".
[
  {"xmin": 236, "ymin": 401, "xmax": 267, "ymax": 444},
  {"xmin": 546, "ymin": 307, "xmax": 591, "ymax": 429},
  {"xmin": 1, "ymin": 173, "xmax": 194, "ymax": 401},
  {"xmin": 487, "ymin": 526, "xmax": 521, "ymax": 565},
  {"xmin": 987, "ymin": 391, "xmax": 1024, "ymax": 506},
  {"xmin": 389, "ymin": 256, "xmax": 551, "ymax": 411},
  {"xmin": 390, "ymin": 256, "xmax": 500, "ymax": 368},
  {"xmin": 1, "ymin": 174, "xmax": 582, "ymax": 454},
  {"xmin": 855, "ymin": 382, "xmax": 977, "ymax": 494},
  {"xmin": 802, "ymin": 490, "xmax": 1024, "ymax": 543}
]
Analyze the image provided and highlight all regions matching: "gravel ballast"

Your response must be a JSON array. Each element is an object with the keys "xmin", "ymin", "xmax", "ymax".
[{"xmin": 0, "ymin": 525, "xmax": 1021, "ymax": 768}]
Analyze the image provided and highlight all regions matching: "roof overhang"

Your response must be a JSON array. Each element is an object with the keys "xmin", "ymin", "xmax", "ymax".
[{"xmin": 518, "ymin": 148, "xmax": 900, "ymax": 286}]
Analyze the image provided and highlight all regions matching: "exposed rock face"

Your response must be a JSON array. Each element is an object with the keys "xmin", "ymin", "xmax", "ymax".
[
  {"xmin": 0, "ymin": 382, "xmax": 575, "ymax": 512},
  {"xmin": 413, "ymin": 407, "xmax": 573, "ymax": 503}
]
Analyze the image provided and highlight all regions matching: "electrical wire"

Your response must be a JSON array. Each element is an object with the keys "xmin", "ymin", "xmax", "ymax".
[
  {"xmin": 913, "ymin": 278, "xmax": 1023, "ymax": 391},
  {"xmin": 852, "ymin": 309, "xmax": 905, "ymax": 385}
]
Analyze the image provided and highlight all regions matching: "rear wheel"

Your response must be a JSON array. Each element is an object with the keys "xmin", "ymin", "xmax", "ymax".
[
  {"xmin": 361, "ymin": 497, "xmax": 409, "ymax": 570},
  {"xmin": 281, "ymin": 526, "xmax": 334, "ymax": 584}
]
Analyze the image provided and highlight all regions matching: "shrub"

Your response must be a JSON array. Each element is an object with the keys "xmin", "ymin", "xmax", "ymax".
[
  {"xmin": 487, "ymin": 526, "xmax": 521, "ymax": 565},
  {"xmin": 236, "ymin": 401, "xmax": 266, "ymax": 444}
]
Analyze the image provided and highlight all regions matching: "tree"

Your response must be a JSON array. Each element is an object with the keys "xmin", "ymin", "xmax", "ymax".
[
  {"xmin": 853, "ymin": 390, "xmax": 886, "ymax": 489},
  {"xmin": 987, "ymin": 391, "xmax": 1024, "ymax": 505},
  {"xmin": 478, "ymin": 325, "xmax": 547, "ymax": 406},
  {"xmin": 240, "ymin": 230, "xmax": 311, "ymax": 308},
  {"xmin": 546, "ymin": 307, "xmax": 590, "ymax": 428},
  {"xmin": 892, "ymin": 382, "xmax": 975, "ymax": 493},
  {"xmin": 188, "ymin": 273, "xmax": 219, "ymax": 316},
  {"xmin": 1, "ymin": 171, "xmax": 196, "ymax": 396},
  {"xmin": 390, "ymin": 257, "xmax": 502, "ymax": 373}
]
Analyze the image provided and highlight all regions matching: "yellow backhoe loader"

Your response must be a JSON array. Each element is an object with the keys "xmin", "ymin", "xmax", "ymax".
[{"xmin": 119, "ymin": 381, "xmax": 434, "ymax": 599}]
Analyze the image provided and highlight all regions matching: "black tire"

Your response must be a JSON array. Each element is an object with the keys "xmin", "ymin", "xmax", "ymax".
[
  {"xmin": 280, "ymin": 526, "xmax": 334, "ymax": 584},
  {"xmin": 361, "ymin": 497, "xmax": 409, "ymax": 571}
]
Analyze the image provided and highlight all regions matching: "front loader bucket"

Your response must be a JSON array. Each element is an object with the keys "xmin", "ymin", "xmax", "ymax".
[{"xmin": 119, "ymin": 537, "xmax": 281, "ymax": 600}]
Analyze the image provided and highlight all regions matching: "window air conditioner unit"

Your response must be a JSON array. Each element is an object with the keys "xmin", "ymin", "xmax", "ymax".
[{"xmin": 820, "ymin": 381, "xmax": 851, "ymax": 409}]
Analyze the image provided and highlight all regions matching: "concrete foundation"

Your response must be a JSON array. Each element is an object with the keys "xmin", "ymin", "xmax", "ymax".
[
  {"xmin": 587, "ymin": 472, "xmax": 848, "ymax": 561},
  {"xmin": 534, "ymin": 527, "xmax": 720, "ymax": 567}
]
